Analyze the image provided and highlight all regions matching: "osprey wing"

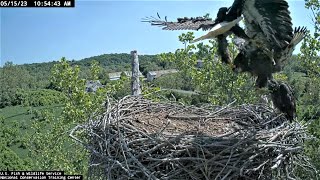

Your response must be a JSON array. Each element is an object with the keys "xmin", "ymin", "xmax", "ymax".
[
  {"xmin": 244, "ymin": 0, "xmax": 293, "ymax": 48},
  {"xmin": 142, "ymin": 14, "xmax": 216, "ymax": 31}
]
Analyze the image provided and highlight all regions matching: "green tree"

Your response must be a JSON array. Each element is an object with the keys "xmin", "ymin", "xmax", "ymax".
[
  {"xmin": 0, "ymin": 117, "xmax": 31, "ymax": 170},
  {"xmin": 159, "ymin": 32, "xmax": 258, "ymax": 105},
  {"xmin": 0, "ymin": 62, "xmax": 35, "ymax": 108},
  {"xmin": 293, "ymin": 0, "xmax": 320, "ymax": 177},
  {"xmin": 27, "ymin": 58, "xmax": 127, "ymax": 177}
]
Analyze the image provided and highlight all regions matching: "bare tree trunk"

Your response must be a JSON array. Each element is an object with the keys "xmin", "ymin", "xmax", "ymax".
[{"xmin": 131, "ymin": 50, "xmax": 141, "ymax": 96}]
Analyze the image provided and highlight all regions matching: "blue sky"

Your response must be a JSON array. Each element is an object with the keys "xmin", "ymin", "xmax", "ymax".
[{"xmin": 0, "ymin": 0, "xmax": 315, "ymax": 65}]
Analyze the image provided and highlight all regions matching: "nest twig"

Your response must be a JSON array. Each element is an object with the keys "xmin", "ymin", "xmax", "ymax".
[{"xmin": 70, "ymin": 96, "xmax": 316, "ymax": 179}]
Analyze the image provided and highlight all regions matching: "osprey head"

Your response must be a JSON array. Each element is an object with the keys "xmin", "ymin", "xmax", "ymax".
[
  {"xmin": 232, "ymin": 51, "xmax": 250, "ymax": 73},
  {"xmin": 216, "ymin": 7, "xmax": 229, "ymax": 22},
  {"xmin": 267, "ymin": 79, "xmax": 279, "ymax": 92}
]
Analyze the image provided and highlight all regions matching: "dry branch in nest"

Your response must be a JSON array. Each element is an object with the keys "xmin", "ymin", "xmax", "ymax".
[{"xmin": 70, "ymin": 96, "xmax": 316, "ymax": 179}]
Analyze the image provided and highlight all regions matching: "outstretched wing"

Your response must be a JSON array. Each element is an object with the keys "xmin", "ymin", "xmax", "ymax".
[
  {"xmin": 243, "ymin": 0, "xmax": 293, "ymax": 48},
  {"xmin": 142, "ymin": 14, "xmax": 216, "ymax": 31}
]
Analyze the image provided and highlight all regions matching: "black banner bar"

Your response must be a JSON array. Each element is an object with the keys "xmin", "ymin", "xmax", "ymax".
[
  {"xmin": 0, "ymin": 171, "xmax": 83, "ymax": 179},
  {"xmin": 0, "ymin": 0, "xmax": 75, "ymax": 8}
]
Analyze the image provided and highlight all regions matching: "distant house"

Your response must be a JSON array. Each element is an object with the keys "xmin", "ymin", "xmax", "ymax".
[
  {"xmin": 147, "ymin": 71, "xmax": 157, "ymax": 81},
  {"xmin": 108, "ymin": 71, "xmax": 143, "ymax": 81},
  {"xmin": 147, "ymin": 69, "xmax": 179, "ymax": 81},
  {"xmin": 86, "ymin": 80, "xmax": 103, "ymax": 92},
  {"xmin": 109, "ymin": 72, "xmax": 129, "ymax": 81}
]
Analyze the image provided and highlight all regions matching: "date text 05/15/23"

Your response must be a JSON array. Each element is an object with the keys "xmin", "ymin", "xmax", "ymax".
[{"xmin": 0, "ymin": 0, "xmax": 75, "ymax": 7}]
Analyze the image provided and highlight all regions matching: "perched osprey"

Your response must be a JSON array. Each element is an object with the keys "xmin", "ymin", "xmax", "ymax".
[{"xmin": 268, "ymin": 79, "xmax": 296, "ymax": 122}]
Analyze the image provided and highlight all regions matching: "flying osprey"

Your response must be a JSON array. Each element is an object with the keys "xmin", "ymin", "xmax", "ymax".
[
  {"xmin": 232, "ymin": 43, "xmax": 275, "ymax": 88},
  {"xmin": 142, "ymin": 8, "xmax": 245, "ymax": 64},
  {"xmin": 268, "ymin": 79, "xmax": 296, "ymax": 122},
  {"xmin": 143, "ymin": 0, "xmax": 307, "ymax": 87},
  {"xmin": 232, "ymin": 27, "xmax": 307, "ymax": 88}
]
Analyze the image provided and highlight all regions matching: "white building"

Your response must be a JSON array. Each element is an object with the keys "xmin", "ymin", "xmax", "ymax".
[
  {"xmin": 147, "ymin": 69, "xmax": 179, "ymax": 81},
  {"xmin": 108, "ymin": 71, "xmax": 143, "ymax": 81},
  {"xmin": 147, "ymin": 71, "xmax": 157, "ymax": 81}
]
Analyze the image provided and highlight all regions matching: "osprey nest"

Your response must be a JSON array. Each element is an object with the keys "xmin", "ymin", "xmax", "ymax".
[{"xmin": 70, "ymin": 96, "xmax": 315, "ymax": 180}]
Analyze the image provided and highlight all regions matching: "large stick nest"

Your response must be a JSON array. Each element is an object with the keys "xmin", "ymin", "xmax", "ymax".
[{"xmin": 70, "ymin": 96, "xmax": 315, "ymax": 180}]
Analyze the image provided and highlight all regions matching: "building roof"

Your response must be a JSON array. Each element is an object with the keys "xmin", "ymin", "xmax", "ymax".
[
  {"xmin": 86, "ymin": 80, "xmax": 103, "ymax": 92},
  {"xmin": 147, "ymin": 72, "xmax": 157, "ymax": 76},
  {"xmin": 86, "ymin": 80, "xmax": 102, "ymax": 87},
  {"xmin": 148, "ymin": 69, "xmax": 178, "ymax": 78},
  {"xmin": 109, "ymin": 71, "xmax": 143, "ymax": 79}
]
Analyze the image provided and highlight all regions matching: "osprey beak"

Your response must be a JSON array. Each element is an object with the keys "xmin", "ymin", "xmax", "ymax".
[{"xmin": 191, "ymin": 16, "xmax": 243, "ymax": 43}]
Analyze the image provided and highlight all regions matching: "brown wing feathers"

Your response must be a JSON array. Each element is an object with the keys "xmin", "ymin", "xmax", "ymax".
[{"xmin": 142, "ymin": 14, "xmax": 216, "ymax": 31}]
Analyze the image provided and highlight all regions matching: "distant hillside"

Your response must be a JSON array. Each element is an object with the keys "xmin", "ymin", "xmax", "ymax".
[
  {"xmin": 3, "ymin": 53, "xmax": 174, "ymax": 89},
  {"xmin": 1, "ymin": 54, "xmax": 303, "ymax": 91}
]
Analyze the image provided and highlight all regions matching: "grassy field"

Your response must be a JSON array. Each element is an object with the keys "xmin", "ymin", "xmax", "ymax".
[{"xmin": 0, "ymin": 104, "xmax": 63, "ymax": 159}]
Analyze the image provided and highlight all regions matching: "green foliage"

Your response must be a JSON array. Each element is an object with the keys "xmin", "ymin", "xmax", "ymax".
[
  {"xmin": 51, "ymin": 58, "xmax": 106, "ymax": 121},
  {"xmin": 289, "ymin": 0, "xmax": 320, "ymax": 177},
  {"xmin": 120, "ymin": 71, "xmax": 127, "ymax": 79},
  {"xmin": 300, "ymin": 0, "xmax": 320, "ymax": 128},
  {"xmin": 0, "ymin": 145, "xmax": 30, "ymax": 170},
  {"xmin": 27, "ymin": 111, "xmax": 88, "ymax": 174},
  {"xmin": 16, "ymin": 89, "xmax": 66, "ymax": 107},
  {"xmin": 305, "ymin": 0, "xmax": 320, "ymax": 36},
  {"xmin": 98, "ymin": 68, "xmax": 110, "ymax": 85},
  {"xmin": 0, "ymin": 89, "xmax": 19, "ymax": 108},
  {"xmin": 89, "ymin": 60, "xmax": 101, "ymax": 80},
  {"xmin": 178, "ymin": 32, "xmax": 195, "ymax": 49},
  {"xmin": 0, "ymin": 53, "xmax": 165, "ymax": 101},
  {"xmin": 160, "ymin": 90, "xmax": 209, "ymax": 107},
  {"xmin": 73, "ymin": 53, "xmax": 169, "ymax": 80},
  {"xmin": 0, "ymin": 61, "xmax": 35, "ymax": 89},
  {"xmin": 159, "ymin": 32, "xmax": 258, "ymax": 105},
  {"xmin": 0, "ymin": 117, "xmax": 31, "ymax": 170},
  {"xmin": 0, "ymin": 104, "xmax": 64, "ymax": 168},
  {"xmin": 26, "ymin": 57, "xmax": 127, "ymax": 177},
  {"xmin": 153, "ymin": 73, "xmax": 194, "ymax": 91},
  {"xmin": 203, "ymin": 13, "xmax": 210, "ymax": 19},
  {"xmin": 113, "ymin": 79, "xmax": 131, "ymax": 99},
  {"xmin": 0, "ymin": 88, "xmax": 65, "ymax": 108},
  {"xmin": 0, "ymin": 62, "xmax": 35, "ymax": 108}
]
